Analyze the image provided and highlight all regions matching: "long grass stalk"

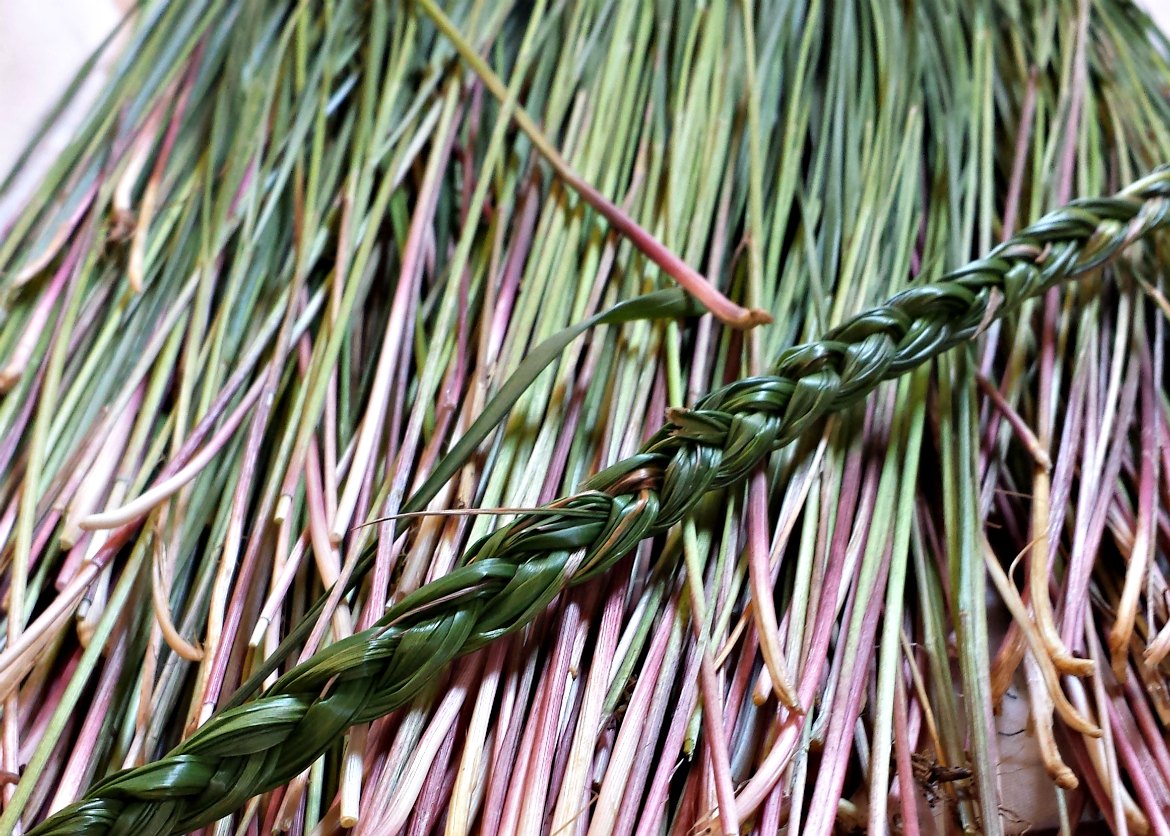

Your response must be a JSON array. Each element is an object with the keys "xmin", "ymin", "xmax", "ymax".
[{"xmin": 2, "ymin": 2, "xmax": 1170, "ymax": 835}]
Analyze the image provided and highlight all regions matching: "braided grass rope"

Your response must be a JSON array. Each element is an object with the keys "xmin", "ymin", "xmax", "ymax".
[{"xmin": 28, "ymin": 169, "xmax": 1170, "ymax": 834}]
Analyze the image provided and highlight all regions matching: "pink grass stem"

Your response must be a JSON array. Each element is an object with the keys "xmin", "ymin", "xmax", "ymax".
[
  {"xmin": 79, "ymin": 374, "xmax": 267, "ymax": 531},
  {"xmin": 757, "ymin": 779, "xmax": 785, "ymax": 835},
  {"xmin": 405, "ymin": 723, "xmax": 459, "ymax": 836},
  {"xmin": 550, "ymin": 571, "xmax": 629, "ymax": 832},
  {"xmin": 891, "ymin": 665, "xmax": 921, "ymax": 836},
  {"xmin": 733, "ymin": 436, "xmax": 875, "ymax": 816},
  {"xmin": 0, "ymin": 222, "xmax": 82, "ymax": 392},
  {"xmin": 479, "ymin": 645, "xmax": 540, "ymax": 831},
  {"xmin": 397, "ymin": 332, "xmax": 471, "ymax": 591},
  {"xmin": 1109, "ymin": 340, "xmax": 1159, "ymax": 676},
  {"xmin": 802, "ymin": 538, "xmax": 893, "ymax": 836},
  {"xmin": 633, "ymin": 619, "xmax": 703, "ymax": 835},
  {"xmin": 1106, "ymin": 699, "xmax": 1170, "ymax": 834},
  {"xmin": 485, "ymin": 178, "xmax": 539, "ymax": 365},
  {"xmin": 543, "ymin": 671, "xmax": 587, "ymax": 820},
  {"xmin": 445, "ymin": 639, "xmax": 510, "ymax": 834},
  {"xmin": 496, "ymin": 655, "xmax": 547, "ymax": 836},
  {"xmin": 747, "ymin": 468, "xmax": 801, "ymax": 709},
  {"xmin": 59, "ymin": 385, "xmax": 143, "ymax": 553},
  {"xmin": 613, "ymin": 623, "xmax": 691, "ymax": 836},
  {"xmin": 361, "ymin": 327, "xmax": 414, "ymax": 620},
  {"xmin": 15, "ymin": 650, "xmax": 78, "ymax": 765},
  {"xmin": 975, "ymin": 372, "xmax": 1051, "ymax": 469},
  {"xmin": 0, "ymin": 363, "xmax": 47, "ymax": 475},
  {"xmin": 1061, "ymin": 354, "xmax": 1139, "ymax": 647},
  {"xmin": 515, "ymin": 585, "xmax": 599, "ymax": 834},
  {"xmin": 1122, "ymin": 669, "xmax": 1170, "ymax": 794},
  {"xmin": 999, "ymin": 68, "xmax": 1038, "ymax": 241},
  {"xmin": 588, "ymin": 599, "xmax": 676, "ymax": 835},
  {"xmin": 695, "ymin": 654, "xmax": 739, "ymax": 835},
  {"xmin": 46, "ymin": 628, "xmax": 129, "ymax": 815},
  {"xmin": 330, "ymin": 106, "xmax": 456, "ymax": 546},
  {"xmin": 366, "ymin": 656, "xmax": 484, "ymax": 832}
]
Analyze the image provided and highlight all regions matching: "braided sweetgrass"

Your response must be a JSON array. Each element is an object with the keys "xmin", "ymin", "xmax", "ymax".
[{"xmin": 29, "ymin": 169, "xmax": 1170, "ymax": 834}]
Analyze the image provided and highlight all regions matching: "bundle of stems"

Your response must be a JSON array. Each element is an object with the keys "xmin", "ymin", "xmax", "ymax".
[{"xmin": 2, "ymin": 1, "xmax": 1170, "ymax": 834}]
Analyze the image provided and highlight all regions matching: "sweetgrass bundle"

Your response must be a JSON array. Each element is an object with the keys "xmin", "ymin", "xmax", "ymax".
[{"xmin": 2, "ymin": 1, "xmax": 1170, "ymax": 834}]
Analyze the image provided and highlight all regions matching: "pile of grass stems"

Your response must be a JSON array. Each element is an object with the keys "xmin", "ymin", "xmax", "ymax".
[{"xmin": 1, "ymin": 0, "xmax": 1170, "ymax": 833}]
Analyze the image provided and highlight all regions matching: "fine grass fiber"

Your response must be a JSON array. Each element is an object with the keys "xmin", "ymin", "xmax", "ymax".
[{"xmin": 2, "ymin": 1, "xmax": 1170, "ymax": 834}]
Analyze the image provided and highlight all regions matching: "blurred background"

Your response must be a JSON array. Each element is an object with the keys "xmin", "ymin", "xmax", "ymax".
[{"xmin": 0, "ymin": 0, "xmax": 127, "ymax": 222}]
